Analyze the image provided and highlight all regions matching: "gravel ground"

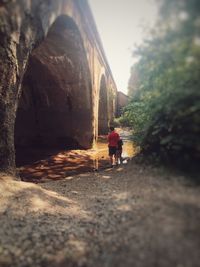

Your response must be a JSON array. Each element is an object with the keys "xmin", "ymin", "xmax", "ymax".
[{"xmin": 0, "ymin": 161, "xmax": 200, "ymax": 267}]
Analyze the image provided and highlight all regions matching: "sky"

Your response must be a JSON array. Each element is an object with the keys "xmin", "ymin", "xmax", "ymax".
[{"xmin": 88, "ymin": 0, "xmax": 158, "ymax": 94}]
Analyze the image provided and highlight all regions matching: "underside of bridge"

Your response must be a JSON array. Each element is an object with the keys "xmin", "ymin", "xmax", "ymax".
[
  {"xmin": 0, "ymin": 0, "xmax": 117, "ymax": 173},
  {"xmin": 98, "ymin": 75, "xmax": 108, "ymax": 135},
  {"xmin": 15, "ymin": 15, "xmax": 93, "ymax": 164}
]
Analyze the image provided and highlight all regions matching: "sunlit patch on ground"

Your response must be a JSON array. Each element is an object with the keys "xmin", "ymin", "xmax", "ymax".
[{"xmin": 101, "ymin": 175, "xmax": 111, "ymax": 179}]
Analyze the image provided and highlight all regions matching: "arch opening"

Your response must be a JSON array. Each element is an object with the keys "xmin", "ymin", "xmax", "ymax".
[
  {"xmin": 98, "ymin": 75, "xmax": 108, "ymax": 135},
  {"xmin": 15, "ymin": 15, "xmax": 93, "ymax": 166}
]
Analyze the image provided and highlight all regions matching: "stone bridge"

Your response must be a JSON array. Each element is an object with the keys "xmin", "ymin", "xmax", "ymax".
[{"xmin": 0, "ymin": 0, "xmax": 117, "ymax": 173}]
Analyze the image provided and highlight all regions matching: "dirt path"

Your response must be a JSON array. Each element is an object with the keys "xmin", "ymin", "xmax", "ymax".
[{"xmin": 0, "ymin": 161, "xmax": 200, "ymax": 267}]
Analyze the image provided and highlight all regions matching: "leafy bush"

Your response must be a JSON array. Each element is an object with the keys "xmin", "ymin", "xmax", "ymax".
[
  {"xmin": 118, "ymin": 115, "xmax": 132, "ymax": 127},
  {"xmin": 125, "ymin": 0, "xmax": 200, "ymax": 169}
]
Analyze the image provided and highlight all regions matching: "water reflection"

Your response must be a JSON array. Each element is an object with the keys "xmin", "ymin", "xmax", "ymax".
[{"xmin": 18, "ymin": 128, "xmax": 137, "ymax": 182}]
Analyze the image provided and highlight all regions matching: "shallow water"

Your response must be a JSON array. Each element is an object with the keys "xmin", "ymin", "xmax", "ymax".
[{"xmin": 18, "ymin": 128, "xmax": 137, "ymax": 182}]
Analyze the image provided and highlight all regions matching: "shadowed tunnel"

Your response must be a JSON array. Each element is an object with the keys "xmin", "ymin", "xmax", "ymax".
[{"xmin": 15, "ymin": 15, "xmax": 93, "ymax": 166}]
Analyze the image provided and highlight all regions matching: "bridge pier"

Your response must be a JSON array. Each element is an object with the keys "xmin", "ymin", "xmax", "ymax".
[
  {"xmin": 98, "ymin": 75, "xmax": 108, "ymax": 135},
  {"xmin": 15, "ymin": 15, "xmax": 93, "ymax": 160}
]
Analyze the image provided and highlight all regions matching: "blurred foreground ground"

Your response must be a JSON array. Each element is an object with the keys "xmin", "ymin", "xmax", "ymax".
[{"xmin": 0, "ymin": 160, "xmax": 199, "ymax": 267}]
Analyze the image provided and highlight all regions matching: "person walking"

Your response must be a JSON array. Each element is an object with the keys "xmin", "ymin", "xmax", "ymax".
[{"xmin": 107, "ymin": 126, "xmax": 119, "ymax": 167}]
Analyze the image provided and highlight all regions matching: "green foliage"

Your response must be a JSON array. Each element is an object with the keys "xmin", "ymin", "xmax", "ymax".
[
  {"xmin": 112, "ymin": 116, "xmax": 131, "ymax": 128},
  {"xmin": 118, "ymin": 116, "xmax": 131, "ymax": 127},
  {"xmin": 125, "ymin": 0, "xmax": 200, "ymax": 168}
]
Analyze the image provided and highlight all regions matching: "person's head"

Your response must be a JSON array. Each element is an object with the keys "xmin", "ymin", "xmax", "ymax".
[{"xmin": 110, "ymin": 126, "xmax": 115, "ymax": 132}]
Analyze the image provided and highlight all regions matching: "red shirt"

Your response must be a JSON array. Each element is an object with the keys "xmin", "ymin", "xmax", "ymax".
[{"xmin": 108, "ymin": 131, "xmax": 119, "ymax": 147}]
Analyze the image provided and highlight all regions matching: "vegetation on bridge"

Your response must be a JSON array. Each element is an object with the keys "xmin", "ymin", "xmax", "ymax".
[{"xmin": 122, "ymin": 0, "xmax": 200, "ymax": 171}]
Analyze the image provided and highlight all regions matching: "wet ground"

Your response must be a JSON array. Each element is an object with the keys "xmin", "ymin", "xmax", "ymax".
[{"xmin": 17, "ymin": 128, "xmax": 137, "ymax": 182}]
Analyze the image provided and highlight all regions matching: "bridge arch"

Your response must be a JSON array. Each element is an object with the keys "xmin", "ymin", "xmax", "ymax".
[
  {"xmin": 98, "ymin": 75, "xmax": 109, "ymax": 135},
  {"xmin": 0, "ymin": 0, "xmax": 118, "ymax": 172},
  {"xmin": 15, "ymin": 15, "xmax": 93, "ymax": 165}
]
